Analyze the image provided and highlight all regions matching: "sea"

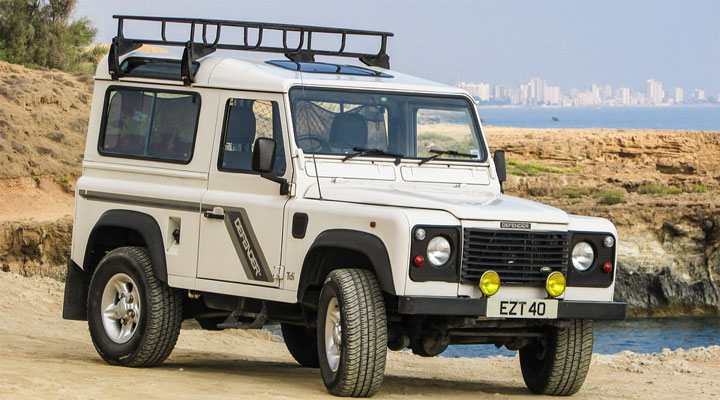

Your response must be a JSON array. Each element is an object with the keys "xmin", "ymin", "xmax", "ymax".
[
  {"xmin": 475, "ymin": 105, "xmax": 720, "ymax": 131},
  {"xmin": 442, "ymin": 317, "xmax": 720, "ymax": 358}
]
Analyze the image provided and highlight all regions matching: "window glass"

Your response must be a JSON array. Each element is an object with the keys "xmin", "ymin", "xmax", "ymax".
[
  {"xmin": 416, "ymin": 108, "xmax": 478, "ymax": 157},
  {"xmin": 289, "ymin": 88, "xmax": 485, "ymax": 162},
  {"xmin": 100, "ymin": 89, "xmax": 200, "ymax": 163},
  {"xmin": 219, "ymin": 99, "xmax": 286, "ymax": 175}
]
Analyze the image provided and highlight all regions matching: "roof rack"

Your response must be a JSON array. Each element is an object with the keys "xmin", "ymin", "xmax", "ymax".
[{"xmin": 109, "ymin": 15, "xmax": 394, "ymax": 85}]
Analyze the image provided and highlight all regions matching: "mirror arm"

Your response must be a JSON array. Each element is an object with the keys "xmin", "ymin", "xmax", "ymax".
[{"xmin": 260, "ymin": 173, "xmax": 290, "ymax": 196}]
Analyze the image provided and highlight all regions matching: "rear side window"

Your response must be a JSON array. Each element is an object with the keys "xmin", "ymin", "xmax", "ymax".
[{"xmin": 99, "ymin": 88, "xmax": 201, "ymax": 163}]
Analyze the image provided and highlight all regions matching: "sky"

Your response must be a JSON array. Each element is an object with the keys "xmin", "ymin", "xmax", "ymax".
[{"xmin": 76, "ymin": 0, "xmax": 720, "ymax": 94}]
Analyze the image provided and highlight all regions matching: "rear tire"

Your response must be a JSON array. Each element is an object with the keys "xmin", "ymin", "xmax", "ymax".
[
  {"xmin": 519, "ymin": 319, "xmax": 594, "ymax": 396},
  {"xmin": 317, "ymin": 269, "xmax": 387, "ymax": 397},
  {"xmin": 281, "ymin": 323, "xmax": 320, "ymax": 367},
  {"xmin": 87, "ymin": 246, "xmax": 183, "ymax": 367}
]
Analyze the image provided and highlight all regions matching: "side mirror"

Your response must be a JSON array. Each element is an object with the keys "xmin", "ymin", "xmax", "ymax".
[
  {"xmin": 252, "ymin": 137, "xmax": 290, "ymax": 196},
  {"xmin": 494, "ymin": 150, "xmax": 507, "ymax": 193},
  {"xmin": 252, "ymin": 137, "xmax": 277, "ymax": 173}
]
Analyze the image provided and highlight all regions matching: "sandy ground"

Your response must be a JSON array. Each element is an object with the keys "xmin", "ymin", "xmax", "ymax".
[{"xmin": 0, "ymin": 272, "xmax": 718, "ymax": 400}]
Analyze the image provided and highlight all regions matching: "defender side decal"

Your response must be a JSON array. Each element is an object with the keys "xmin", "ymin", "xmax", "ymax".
[{"xmin": 222, "ymin": 208, "xmax": 274, "ymax": 282}]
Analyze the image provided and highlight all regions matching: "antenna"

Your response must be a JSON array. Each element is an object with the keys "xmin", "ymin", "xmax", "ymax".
[{"xmin": 298, "ymin": 72, "xmax": 323, "ymax": 200}]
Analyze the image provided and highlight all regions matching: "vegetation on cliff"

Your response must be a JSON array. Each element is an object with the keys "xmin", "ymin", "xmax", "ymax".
[{"xmin": 0, "ymin": 0, "xmax": 102, "ymax": 73}]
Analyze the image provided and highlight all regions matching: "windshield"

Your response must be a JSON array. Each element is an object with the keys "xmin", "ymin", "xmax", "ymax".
[{"xmin": 289, "ymin": 88, "xmax": 486, "ymax": 162}]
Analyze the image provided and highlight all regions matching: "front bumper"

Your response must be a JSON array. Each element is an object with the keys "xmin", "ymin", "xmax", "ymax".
[{"xmin": 397, "ymin": 296, "xmax": 627, "ymax": 320}]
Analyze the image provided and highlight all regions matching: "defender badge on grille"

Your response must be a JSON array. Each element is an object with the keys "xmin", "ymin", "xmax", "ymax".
[{"xmin": 500, "ymin": 221, "xmax": 531, "ymax": 230}]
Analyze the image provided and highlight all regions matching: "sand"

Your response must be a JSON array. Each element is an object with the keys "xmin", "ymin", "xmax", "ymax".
[{"xmin": 0, "ymin": 271, "xmax": 717, "ymax": 400}]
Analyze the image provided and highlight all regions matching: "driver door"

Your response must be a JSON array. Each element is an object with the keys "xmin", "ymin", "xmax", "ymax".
[{"xmin": 197, "ymin": 91, "xmax": 290, "ymax": 288}]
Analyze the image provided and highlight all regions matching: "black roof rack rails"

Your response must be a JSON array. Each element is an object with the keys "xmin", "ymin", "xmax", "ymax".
[{"xmin": 109, "ymin": 15, "xmax": 394, "ymax": 85}]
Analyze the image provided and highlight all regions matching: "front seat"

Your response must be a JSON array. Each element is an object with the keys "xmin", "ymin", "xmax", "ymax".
[
  {"xmin": 329, "ymin": 113, "xmax": 368, "ymax": 152},
  {"xmin": 222, "ymin": 104, "xmax": 256, "ymax": 170}
]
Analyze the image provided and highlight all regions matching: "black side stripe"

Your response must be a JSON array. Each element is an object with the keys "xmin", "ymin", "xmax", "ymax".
[
  {"xmin": 79, "ymin": 190, "xmax": 200, "ymax": 212},
  {"xmin": 220, "ymin": 208, "xmax": 274, "ymax": 282}
]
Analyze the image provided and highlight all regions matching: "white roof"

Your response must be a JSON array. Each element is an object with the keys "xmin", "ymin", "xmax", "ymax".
[{"xmin": 95, "ymin": 52, "xmax": 469, "ymax": 96}]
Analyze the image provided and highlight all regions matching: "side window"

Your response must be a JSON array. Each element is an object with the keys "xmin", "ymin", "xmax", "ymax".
[
  {"xmin": 100, "ymin": 88, "xmax": 200, "ymax": 163},
  {"xmin": 219, "ymin": 99, "xmax": 286, "ymax": 175}
]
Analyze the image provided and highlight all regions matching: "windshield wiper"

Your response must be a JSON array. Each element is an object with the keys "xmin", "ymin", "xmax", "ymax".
[
  {"xmin": 343, "ymin": 147, "xmax": 403, "ymax": 165},
  {"xmin": 419, "ymin": 149, "xmax": 476, "ymax": 165}
]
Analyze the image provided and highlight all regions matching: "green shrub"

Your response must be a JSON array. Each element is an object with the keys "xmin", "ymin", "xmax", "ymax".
[
  {"xmin": 596, "ymin": 190, "xmax": 625, "ymax": 205},
  {"xmin": 556, "ymin": 188, "xmax": 592, "ymax": 199},
  {"xmin": 506, "ymin": 158, "xmax": 565, "ymax": 176},
  {"xmin": 690, "ymin": 184, "xmax": 708, "ymax": 193},
  {"xmin": 0, "ymin": 0, "xmax": 101, "ymax": 73},
  {"xmin": 637, "ymin": 183, "xmax": 682, "ymax": 196}
]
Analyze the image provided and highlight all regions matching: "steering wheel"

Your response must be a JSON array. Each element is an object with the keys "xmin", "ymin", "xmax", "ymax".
[{"xmin": 296, "ymin": 135, "xmax": 332, "ymax": 153}]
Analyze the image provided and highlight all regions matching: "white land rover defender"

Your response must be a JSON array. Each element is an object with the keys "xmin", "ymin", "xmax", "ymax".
[{"xmin": 63, "ymin": 16, "xmax": 626, "ymax": 397}]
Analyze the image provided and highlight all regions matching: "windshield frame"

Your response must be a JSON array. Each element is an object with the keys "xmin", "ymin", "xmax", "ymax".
[{"xmin": 287, "ymin": 86, "xmax": 488, "ymax": 164}]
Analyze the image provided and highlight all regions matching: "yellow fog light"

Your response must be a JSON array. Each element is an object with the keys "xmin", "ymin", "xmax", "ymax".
[
  {"xmin": 546, "ymin": 272, "xmax": 566, "ymax": 298},
  {"xmin": 479, "ymin": 270, "xmax": 501, "ymax": 297}
]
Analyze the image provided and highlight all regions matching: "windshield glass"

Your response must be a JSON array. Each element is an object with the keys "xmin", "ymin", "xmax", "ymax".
[{"xmin": 289, "ymin": 88, "xmax": 486, "ymax": 162}]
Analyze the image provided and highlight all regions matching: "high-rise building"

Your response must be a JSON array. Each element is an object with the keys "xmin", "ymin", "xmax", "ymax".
[
  {"xmin": 590, "ymin": 84, "xmax": 601, "ymax": 105},
  {"xmin": 602, "ymin": 85, "xmax": 612, "ymax": 101},
  {"xmin": 519, "ymin": 84, "xmax": 529, "ymax": 105},
  {"xmin": 616, "ymin": 87, "xmax": 631, "ymax": 106},
  {"xmin": 673, "ymin": 88, "xmax": 684, "ymax": 104},
  {"xmin": 544, "ymin": 86, "xmax": 561, "ymax": 105},
  {"xmin": 645, "ymin": 79, "xmax": 664, "ymax": 104},
  {"xmin": 693, "ymin": 89, "xmax": 706, "ymax": 101},
  {"xmin": 457, "ymin": 82, "xmax": 491, "ymax": 101},
  {"xmin": 529, "ymin": 78, "xmax": 545, "ymax": 103}
]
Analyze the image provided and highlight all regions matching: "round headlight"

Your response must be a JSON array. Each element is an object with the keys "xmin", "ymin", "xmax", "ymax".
[
  {"xmin": 572, "ymin": 242, "xmax": 595, "ymax": 271},
  {"xmin": 427, "ymin": 236, "xmax": 451, "ymax": 266}
]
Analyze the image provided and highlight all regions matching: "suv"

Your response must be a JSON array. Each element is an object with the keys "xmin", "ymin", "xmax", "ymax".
[{"xmin": 63, "ymin": 16, "xmax": 626, "ymax": 398}]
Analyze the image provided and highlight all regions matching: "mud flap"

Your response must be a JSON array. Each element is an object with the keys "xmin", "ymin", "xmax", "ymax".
[{"xmin": 62, "ymin": 259, "xmax": 91, "ymax": 321}]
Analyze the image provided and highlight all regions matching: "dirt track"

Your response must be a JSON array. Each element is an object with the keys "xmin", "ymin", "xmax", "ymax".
[{"xmin": 0, "ymin": 272, "xmax": 718, "ymax": 400}]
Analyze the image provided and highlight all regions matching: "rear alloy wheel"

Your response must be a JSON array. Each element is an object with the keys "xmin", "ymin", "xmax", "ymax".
[
  {"xmin": 519, "ymin": 319, "xmax": 594, "ymax": 396},
  {"xmin": 88, "ymin": 246, "xmax": 183, "ymax": 367},
  {"xmin": 317, "ymin": 269, "xmax": 387, "ymax": 397}
]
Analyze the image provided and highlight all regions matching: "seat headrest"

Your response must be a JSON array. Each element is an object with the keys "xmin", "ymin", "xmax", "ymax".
[
  {"xmin": 329, "ymin": 113, "xmax": 367, "ymax": 150},
  {"xmin": 226, "ymin": 106, "xmax": 256, "ymax": 144}
]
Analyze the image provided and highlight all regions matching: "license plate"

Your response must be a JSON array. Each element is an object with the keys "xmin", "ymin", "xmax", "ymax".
[{"xmin": 486, "ymin": 298, "xmax": 558, "ymax": 319}]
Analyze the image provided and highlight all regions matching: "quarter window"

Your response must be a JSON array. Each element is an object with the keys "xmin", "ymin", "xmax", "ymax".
[
  {"xmin": 219, "ymin": 99, "xmax": 286, "ymax": 175},
  {"xmin": 100, "ymin": 88, "xmax": 200, "ymax": 163}
]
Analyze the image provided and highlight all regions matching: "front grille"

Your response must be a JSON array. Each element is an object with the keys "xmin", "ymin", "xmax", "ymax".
[{"xmin": 461, "ymin": 229, "xmax": 569, "ymax": 286}]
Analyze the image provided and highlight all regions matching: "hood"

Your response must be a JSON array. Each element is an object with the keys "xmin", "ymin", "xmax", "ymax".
[{"xmin": 304, "ymin": 183, "xmax": 569, "ymax": 224}]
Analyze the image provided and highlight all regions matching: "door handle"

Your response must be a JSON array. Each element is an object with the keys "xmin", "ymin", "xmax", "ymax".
[{"xmin": 203, "ymin": 207, "xmax": 225, "ymax": 220}]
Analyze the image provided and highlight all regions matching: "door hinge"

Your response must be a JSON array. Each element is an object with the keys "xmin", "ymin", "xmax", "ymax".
[{"xmin": 272, "ymin": 265, "xmax": 285, "ymax": 280}]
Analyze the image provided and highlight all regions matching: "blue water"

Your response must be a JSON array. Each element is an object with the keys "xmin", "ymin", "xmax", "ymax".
[
  {"xmin": 441, "ymin": 317, "xmax": 720, "ymax": 358},
  {"xmin": 476, "ymin": 105, "xmax": 720, "ymax": 131}
]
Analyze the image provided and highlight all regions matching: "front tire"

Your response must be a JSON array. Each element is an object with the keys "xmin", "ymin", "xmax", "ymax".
[
  {"xmin": 87, "ymin": 246, "xmax": 183, "ymax": 367},
  {"xmin": 519, "ymin": 319, "xmax": 594, "ymax": 396},
  {"xmin": 317, "ymin": 269, "xmax": 387, "ymax": 397}
]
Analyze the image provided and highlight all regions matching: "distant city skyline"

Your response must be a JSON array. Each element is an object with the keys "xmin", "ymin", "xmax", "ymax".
[
  {"xmin": 457, "ymin": 77, "xmax": 717, "ymax": 107},
  {"xmin": 76, "ymin": 0, "xmax": 720, "ymax": 93}
]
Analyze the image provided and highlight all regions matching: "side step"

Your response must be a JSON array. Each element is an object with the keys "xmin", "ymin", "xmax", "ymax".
[{"xmin": 217, "ymin": 301, "xmax": 267, "ymax": 330}]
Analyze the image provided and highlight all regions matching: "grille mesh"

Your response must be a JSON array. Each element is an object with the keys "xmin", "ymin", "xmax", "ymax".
[{"xmin": 462, "ymin": 229, "xmax": 569, "ymax": 286}]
